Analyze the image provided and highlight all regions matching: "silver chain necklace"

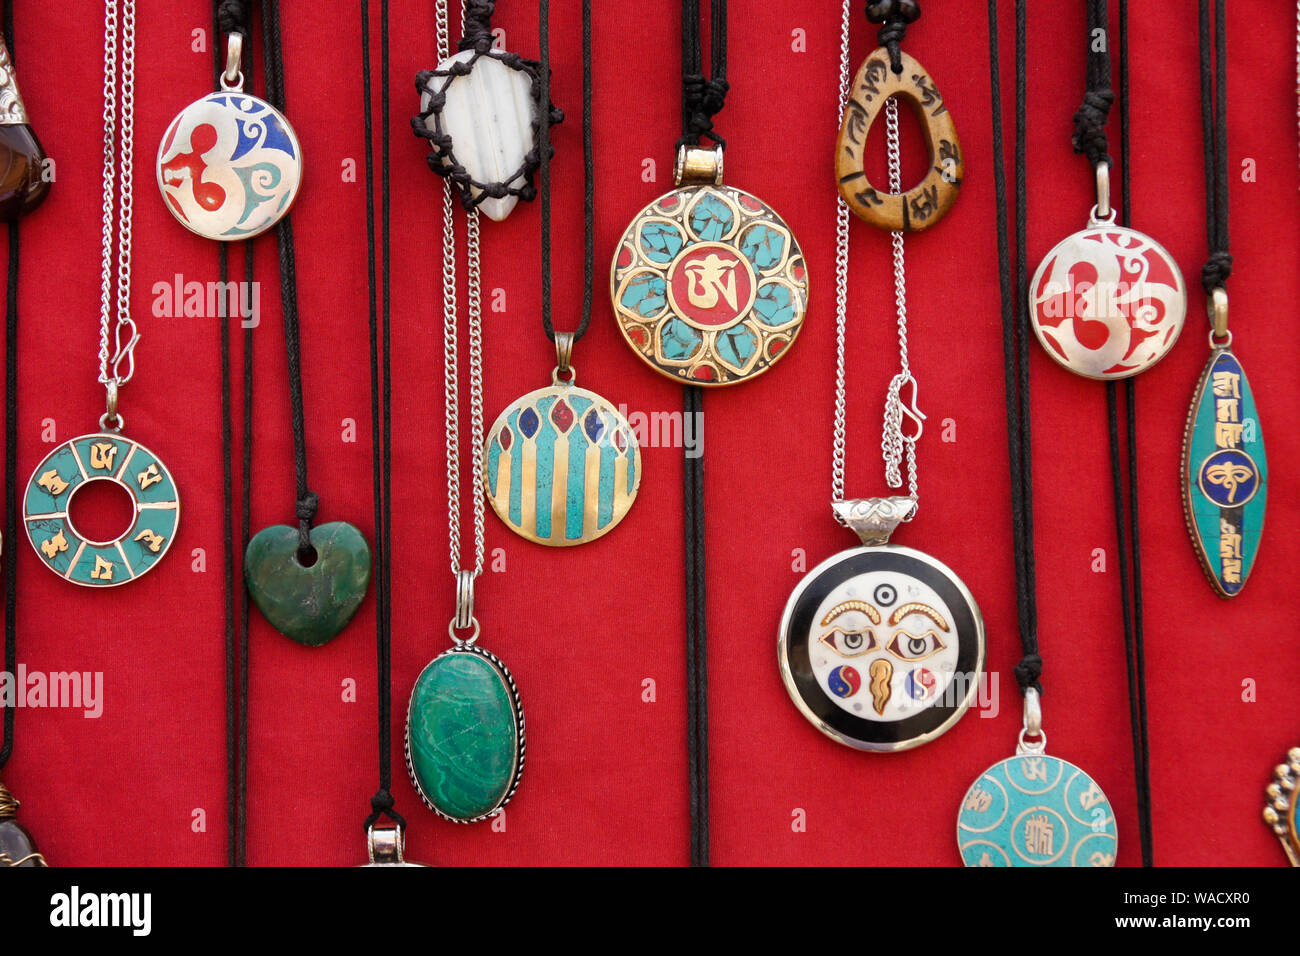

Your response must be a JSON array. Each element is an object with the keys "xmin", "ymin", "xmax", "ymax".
[
  {"xmin": 404, "ymin": 0, "xmax": 525, "ymax": 829},
  {"xmin": 97, "ymin": 0, "xmax": 139, "ymax": 427},
  {"xmin": 779, "ymin": 0, "xmax": 982, "ymax": 755},
  {"xmin": 22, "ymin": 0, "xmax": 181, "ymax": 590},
  {"xmin": 831, "ymin": 0, "xmax": 919, "ymax": 517}
]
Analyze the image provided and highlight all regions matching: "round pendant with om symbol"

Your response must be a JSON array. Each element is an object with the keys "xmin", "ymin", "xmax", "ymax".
[
  {"xmin": 958, "ymin": 754, "xmax": 1117, "ymax": 867},
  {"xmin": 778, "ymin": 545, "xmax": 984, "ymax": 752},
  {"xmin": 157, "ymin": 91, "xmax": 302, "ymax": 241},
  {"xmin": 482, "ymin": 381, "xmax": 641, "ymax": 546},
  {"xmin": 1029, "ymin": 220, "xmax": 1186, "ymax": 380},
  {"xmin": 611, "ymin": 184, "xmax": 808, "ymax": 386}
]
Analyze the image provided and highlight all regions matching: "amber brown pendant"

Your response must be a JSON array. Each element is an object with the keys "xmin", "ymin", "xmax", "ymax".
[
  {"xmin": 836, "ymin": 48, "xmax": 961, "ymax": 232},
  {"xmin": 611, "ymin": 145, "xmax": 808, "ymax": 386},
  {"xmin": 0, "ymin": 34, "xmax": 49, "ymax": 221}
]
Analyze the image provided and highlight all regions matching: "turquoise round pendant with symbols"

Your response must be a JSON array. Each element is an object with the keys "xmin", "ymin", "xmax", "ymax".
[
  {"xmin": 958, "ymin": 754, "xmax": 1117, "ymax": 867},
  {"xmin": 23, "ymin": 433, "xmax": 179, "ymax": 587}
]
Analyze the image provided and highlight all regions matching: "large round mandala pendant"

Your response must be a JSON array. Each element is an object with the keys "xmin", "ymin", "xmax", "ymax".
[
  {"xmin": 483, "ymin": 382, "xmax": 641, "ymax": 546},
  {"xmin": 1029, "ymin": 220, "xmax": 1186, "ymax": 379},
  {"xmin": 778, "ymin": 545, "xmax": 984, "ymax": 752},
  {"xmin": 611, "ymin": 184, "xmax": 808, "ymax": 386},
  {"xmin": 958, "ymin": 754, "xmax": 1117, "ymax": 867},
  {"xmin": 157, "ymin": 91, "xmax": 302, "ymax": 241}
]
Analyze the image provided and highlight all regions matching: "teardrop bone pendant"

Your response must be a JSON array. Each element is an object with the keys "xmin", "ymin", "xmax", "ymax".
[
  {"xmin": 415, "ymin": 46, "xmax": 556, "ymax": 222},
  {"xmin": 1182, "ymin": 348, "xmax": 1266, "ymax": 597},
  {"xmin": 835, "ymin": 47, "xmax": 961, "ymax": 231}
]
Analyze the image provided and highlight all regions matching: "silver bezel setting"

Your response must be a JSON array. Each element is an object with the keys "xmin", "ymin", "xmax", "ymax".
[
  {"xmin": 404, "ymin": 643, "xmax": 526, "ymax": 824},
  {"xmin": 778, "ymin": 543, "xmax": 985, "ymax": 753}
]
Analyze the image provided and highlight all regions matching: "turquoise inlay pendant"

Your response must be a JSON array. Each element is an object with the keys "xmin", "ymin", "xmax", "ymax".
[
  {"xmin": 405, "ymin": 643, "xmax": 525, "ymax": 823},
  {"xmin": 23, "ymin": 432, "xmax": 179, "ymax": 587},
  {"xmin": 483, "ymin": 378, "xmax": 641, "ymax": 546},
  {"xmin": 958, "ymin": 752, "xmax": 1117, "ymax": 867},
  {"xmin": 1263, "ymin": 747, "xmax": 1300, "ymax": 866},
  {"xmin": 611, "ymin": 145, "xmax": 808, "ymax": 386},
  {"xmin": 1181, "ymin": 346, "xmax": 1266, "ymax": 598}
]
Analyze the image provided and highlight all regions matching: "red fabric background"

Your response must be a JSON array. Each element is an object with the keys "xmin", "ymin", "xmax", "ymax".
[{"xmin": 2, "ymin": 0, "xmax": 1297, "ymax": 867}]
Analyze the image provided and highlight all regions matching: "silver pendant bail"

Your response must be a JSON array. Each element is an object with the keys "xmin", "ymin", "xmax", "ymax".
[
  {"xmin": 365, "ymin": 824, "xmax": 408, "ymax": 865},
  {"xmin": 832, "ymin": 496, "xmax": 916, "ymax": 546},
  {"xmin": 454, "ymin": 569, "xmax": 475, "ymax": 630},
  {"xmin": 221, "ymin": 32, "xmax": 245, "ymax": 91},
  {"xmin": 1092, "ymin": 159, "xmax": 1112, "ymax": 222},
  {"xmin": 1017, "ymin": 687, "xmax": 1046, "ymax": 754}
]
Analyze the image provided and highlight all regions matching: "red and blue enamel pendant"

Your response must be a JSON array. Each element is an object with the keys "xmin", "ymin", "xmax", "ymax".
[
  {"xmin": 611, "ymin": 145, "xmax": 808, "ymax": 387},
  {"xmin": 157, "ymin": 33, "xmax": 301, "ymax": 241}
]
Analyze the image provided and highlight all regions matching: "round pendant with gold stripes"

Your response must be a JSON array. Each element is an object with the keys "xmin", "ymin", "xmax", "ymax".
[
  {"xmin": 482, "ymin": 380, "xmax": 640, "ymax": 546},
  {"xmin": 611, "ymin": 174, "xmax": 808, "ymax": 386},
  {"xmin": 23, "ymin": 432, "xmax": 179, "ymax": 587}
]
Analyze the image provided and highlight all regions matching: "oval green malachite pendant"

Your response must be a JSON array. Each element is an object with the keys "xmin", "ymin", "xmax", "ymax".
[
  {"xmin": 483, "ymin": 382, "xmax": 641, "ymax": 546},
  {"xmin": 405, "ymin": 645, "xmax": 524, "ymax": 823},
  {"xmin": 1181, "ymin": 348, "xmax": 1266, "ymax": 598}
]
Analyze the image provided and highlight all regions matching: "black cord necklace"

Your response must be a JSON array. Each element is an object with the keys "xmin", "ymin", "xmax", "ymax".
[
  {"xmin": 211, "ymin": 0, "xmax": 257, "ymax": 869},
  {"xmin": 1181, "ymin": 0, "xmax": 1267, "ymax": 601},
  {"xmin": 955, "ymin": 0, "xmax": 1118, "ymax": 868},
  {"xmin": 0, "ymin": 8, "xmax": 48, "ymax": 868},
  {"xmin": 357, "ymin": 0, "xmax": 418, "ymax": 867},
  {"xmin": 240, "ymin": 1, "xmax": 374, "ymax": 651},
  {"xmin": 481, "ymin": 0, "xmax": 642, "ymax": 549}
]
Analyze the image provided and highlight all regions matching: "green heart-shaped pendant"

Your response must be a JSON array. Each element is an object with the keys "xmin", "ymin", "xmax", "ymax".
[{"xmin": 245, "ymin": 521, "xmax": 372, "ymax": 647}]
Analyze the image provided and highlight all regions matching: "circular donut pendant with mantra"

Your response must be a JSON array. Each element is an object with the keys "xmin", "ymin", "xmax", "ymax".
[
  {"xmin": 23, "ymin": 433, "xmax": 179, "ymax": 587},
  {"xmin": 611, "ymin": 184, "xmax": 809, "ymax": 386},
  {"xmin": 157, "ymin": 91, "xmax": 302, "ymax": 241},
  {"xmin": 1029, "ymin": 218, "xmax": 1186, "ymax": 379},
  {"xmin": 836, "ymin": 48, "xmax": 962, "ymax": 232}
]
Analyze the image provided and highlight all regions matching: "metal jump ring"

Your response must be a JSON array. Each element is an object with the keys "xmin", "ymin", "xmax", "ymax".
[{"xmin": 448, "ymin": 617, "xmax": 481, "ymax": 646}]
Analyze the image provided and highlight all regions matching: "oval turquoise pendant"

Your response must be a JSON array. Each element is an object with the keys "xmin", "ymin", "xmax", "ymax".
[
  {"xmin": 958, "ymin": 754, "xmax": 1117, "ymax": 867},
  {"xmin": 1182, "ymin": 348, "xmax": 1266, "ymax": 597},
  {"xmin": 405, "ymin": 645, "xmax": 524, "ymax": 823},
  {"xmin": 483, "ymin": 382, "xmax": 641, "ymax": 546}
]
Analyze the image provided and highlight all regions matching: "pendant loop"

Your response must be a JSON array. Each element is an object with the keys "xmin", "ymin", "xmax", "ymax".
[
  {"xmin": 221, "ymin": 33, "xmax": 245, "ymax": 91},
  {"xmin": 100, "ymin": 381, "xmax": 122, "ymax": 432},
  {"xmin": 1207, "ymin": 286, "xmax": 1229, "ymax": 337},
  {"xmin": 554, "ymin": 331, "xmax": 575, "ymax": 379},
  {"xmin": 832, "ymin": 496, "xmax": 915, "ymax": 546},
  {"xmin": 454, "ymin": 569, "xmax": 475, "ymax": 630},
  {"xmin": 1023, "ymin": 686, "xmax": 1042, "ymax": 737},
  {"xmin": 674, "ymin": 144, "xmax": 723, "ymax": 186},
  {"xmin": 1016, "ymin": 726, "xmax": 1047, "ymax": 755},
  {"xmin": 364, "ymin": 822, "xmax": 403, "ymax": 868},
  {"xmin": 1094, "ymin": 160, "xmax": 1111, "ymax": 221}
]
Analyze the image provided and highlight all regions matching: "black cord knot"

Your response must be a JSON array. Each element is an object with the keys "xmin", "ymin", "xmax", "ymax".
[
  {"xmin": 458, "ymin": 0, "xmax": 496, "ymax": 52},
  {"xmin": 363, "ymin": 790, "xmax": 407, "ymax": 834},
  {"xmin": 865, "ymin": 0, "xmax": 920, "ymax": 24},
  {"xmin": 1014, "ymin": 653, "xmax": 1043, "ymax": 692},
  {"xmin": 295, "ymin": 492, "xmax": 319, "ymax": 523},
  {"xmin": 1071, "ymin": 89, "xmax": 1114, "ymax": 166},
  {"xmin": 1200, "ymin": 251, "xmax": 1233, "ymax": 295},
  {"xmin": 217, "ymin": 0, "xmax": 248, "ymax": 36}
]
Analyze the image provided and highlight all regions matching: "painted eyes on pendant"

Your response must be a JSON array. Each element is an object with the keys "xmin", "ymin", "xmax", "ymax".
[
  {"xmin": 819, "ymin": 628, "xmax": 878, "ymax": 658},
  {"xmin": 886, "ymin": 629, "xmax": 947, "ymax": 663}
]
